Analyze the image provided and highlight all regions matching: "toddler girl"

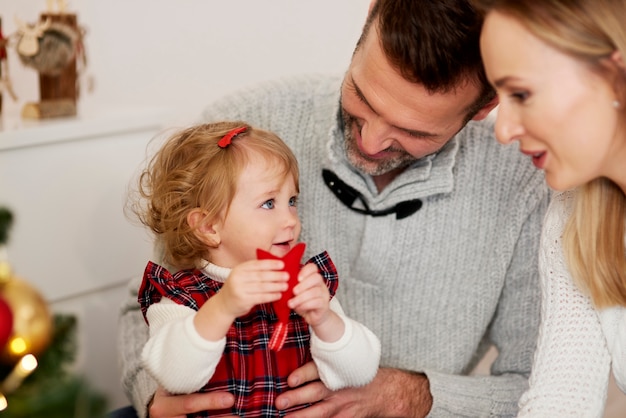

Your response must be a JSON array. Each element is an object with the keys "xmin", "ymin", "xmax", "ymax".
[{"xmin": 132, "ymin": 121, "xmax": 380, "ymax": 417}]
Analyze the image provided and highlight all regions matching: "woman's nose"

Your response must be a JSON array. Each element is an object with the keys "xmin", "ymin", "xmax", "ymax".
[{"xmin": 494, "ymin": 104, "xmax": 524, "ymax": 145}]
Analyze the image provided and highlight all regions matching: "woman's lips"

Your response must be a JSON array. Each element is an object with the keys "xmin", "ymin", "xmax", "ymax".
[
  {"xmin": 521, "ymin": 149, "xmax": 547, "ymax": 169},
  {"xmin": 531, "ymin": 152, "xmax": 546, "ymax": 169}
]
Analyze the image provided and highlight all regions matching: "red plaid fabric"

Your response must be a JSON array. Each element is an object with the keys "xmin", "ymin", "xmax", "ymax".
[{"xmin": 139, "ymin": 251, "xmax": 338, "ymax": 417}]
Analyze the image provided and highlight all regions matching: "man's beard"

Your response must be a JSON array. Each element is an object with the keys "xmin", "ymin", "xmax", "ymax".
[{"xmin": 341, "ymin": 109, "xmax": 417, "ymax": 176}]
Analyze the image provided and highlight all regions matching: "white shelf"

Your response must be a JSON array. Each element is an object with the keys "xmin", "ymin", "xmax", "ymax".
[{"xmin": 0, "ymin": 106, "xmax": 170, "ymax": 151}]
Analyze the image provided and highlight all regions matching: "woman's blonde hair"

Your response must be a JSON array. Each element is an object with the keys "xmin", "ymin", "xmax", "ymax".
[
  {"xmin": 473, "ymin": 0, "xmax": 626, "ymax": 307},
  {"xmin": 131, "ymin": 121, "xmax": 299, "ymax": 270}
]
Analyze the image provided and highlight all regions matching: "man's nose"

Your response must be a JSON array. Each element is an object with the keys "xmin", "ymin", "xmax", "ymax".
[{"xmin": 360, "ymin": 116, "xmax": 395, "ymax": 155}]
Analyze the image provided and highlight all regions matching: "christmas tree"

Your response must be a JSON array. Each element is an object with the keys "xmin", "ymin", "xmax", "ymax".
[{"xmin": 0, "ymin": 206, "xmax": 108, "ymax": 417}]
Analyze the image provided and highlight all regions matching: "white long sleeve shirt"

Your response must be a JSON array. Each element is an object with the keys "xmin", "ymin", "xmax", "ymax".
[
  {"xmin": 141, "ymin": 261, "xmax": 381, "ymax": 395},
  {"xmin": 518, "ymin": 190, "xmax": 626, "ymax": 417}
]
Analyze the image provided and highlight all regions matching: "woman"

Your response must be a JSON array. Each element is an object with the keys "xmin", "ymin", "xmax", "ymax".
[{"xmin": 473, "ymin": 0, "xmax": 626, "ymax": 416}]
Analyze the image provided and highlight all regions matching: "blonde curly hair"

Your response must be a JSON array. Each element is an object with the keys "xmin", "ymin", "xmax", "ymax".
[{"xmin": 131, "ymin": 121, "xmax": 299, "ymax": 270}]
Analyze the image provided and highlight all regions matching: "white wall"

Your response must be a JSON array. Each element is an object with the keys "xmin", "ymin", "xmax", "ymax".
[{"xmin": 0, "ymin": 0, "xmax": 370, "ymax": 124}]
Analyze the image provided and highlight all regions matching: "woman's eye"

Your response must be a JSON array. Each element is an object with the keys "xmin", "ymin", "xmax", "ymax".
[
  {"xmin": 289, "ymin": 196, "xmax": 298, "ymax": 207},
  {"xmin": 510, "ymin": 91, "xmax": 529, "ymax": 102},
  {"xmin": 261, "ymin": 199, "xmax": 275, "ymax": 209}
]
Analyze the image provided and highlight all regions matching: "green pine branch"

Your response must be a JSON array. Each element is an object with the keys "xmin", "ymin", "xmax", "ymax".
[{"xmin": 0, "ymin": 207, "xmax": 13, "ymax": 245}]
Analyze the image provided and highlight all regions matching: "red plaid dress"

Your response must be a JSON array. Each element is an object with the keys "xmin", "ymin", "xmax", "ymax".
[{"xmin": 139, "ymin": 251, "xmax": 338, "ymax": 417}]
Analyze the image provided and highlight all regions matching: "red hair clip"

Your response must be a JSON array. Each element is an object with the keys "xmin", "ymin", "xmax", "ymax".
[{"xmin": 218, "ymin": 126, "xmax": 247, "ymax": 148}]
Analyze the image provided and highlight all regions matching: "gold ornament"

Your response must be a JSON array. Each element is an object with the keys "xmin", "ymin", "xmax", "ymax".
[{"xmin": 0, "ymin": 259, "xmax": 53, "ymax": 366}]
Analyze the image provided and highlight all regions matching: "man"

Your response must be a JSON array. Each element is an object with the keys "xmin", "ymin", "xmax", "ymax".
[{"xmin": 118, "ymin": 1, "xmax": 548, "ymax": 416}]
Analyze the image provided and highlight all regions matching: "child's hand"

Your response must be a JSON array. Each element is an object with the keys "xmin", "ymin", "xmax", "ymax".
[
  {"xmin": 288, "ymin": 263, "xmax": 332, "ymax": 327},
  {"xmin": 194, "ymin": 259, "xmax": 288, "ymax": 342},
  {"xmin": 218, "ymin": 259, "xmax": 289, "ymax": 319}
]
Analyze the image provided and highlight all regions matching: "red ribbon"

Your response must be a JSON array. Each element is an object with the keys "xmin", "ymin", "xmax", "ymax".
[
  {"xmin": 217, "ymin": 126, "xmax": 247, "ymax": 148},
  {"xmin": 256, "ymin": 242, "xmax": 306, "ymax": 351}
]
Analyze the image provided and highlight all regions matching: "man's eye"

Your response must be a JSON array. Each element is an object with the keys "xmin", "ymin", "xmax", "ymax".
[
  {"xmin": 347, "ymin": 82, "xmax": 368, "ymax": 105},
  {"xmin": 261, "ymin": 199, "xmax": 275, "ymax": 209},
  {"xmin": 405, "ymin": 131, "xmax": 429, "ymax": 139},
  {"xmin": 354, "ymin": 91, "xmax": 367, "ymax": 105}
]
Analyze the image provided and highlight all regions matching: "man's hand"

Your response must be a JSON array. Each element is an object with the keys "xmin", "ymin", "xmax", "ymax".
[
  {"xmin": 275, "ymin": 363, "xmax": 433, "ymax": 418},
  {"xmin": 147, "ymin": 386, "xmax": 237, "ymax": 418}
]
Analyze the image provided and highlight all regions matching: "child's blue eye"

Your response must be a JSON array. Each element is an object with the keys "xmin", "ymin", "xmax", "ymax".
[
  {"xmin": 261, "ymin": 199, "xmax": 275, "ymax": 209},
  {"xmin": 289, "ymin": 196, "xmax": 298, "ymax": 207}
]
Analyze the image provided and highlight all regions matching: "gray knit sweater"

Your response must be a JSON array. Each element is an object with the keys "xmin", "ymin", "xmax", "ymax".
[{"xmin": 118, "ymin": 74, "xmax": 549, "ymax": 417}]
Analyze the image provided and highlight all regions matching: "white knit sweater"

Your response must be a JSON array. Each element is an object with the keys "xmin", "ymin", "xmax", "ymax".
[{"xmin": 518, "ymin": 190, "xmax": 626, "ymax": 417}]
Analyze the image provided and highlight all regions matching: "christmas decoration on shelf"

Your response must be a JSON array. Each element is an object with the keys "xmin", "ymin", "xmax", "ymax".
[
  {"xmin": 15, "ymin": 16, "xmax": 80, "ymax": 76},
  {"xmin": 3, "ymin": 0, "xmax": 88, "ymax": 120},
  {"xmin": 0, "ymin": 17, "xmax": 19, "ymax": 116},
  {"xmin": 0, "ymin": 207, "xmax": 107, "ymax": 417}
]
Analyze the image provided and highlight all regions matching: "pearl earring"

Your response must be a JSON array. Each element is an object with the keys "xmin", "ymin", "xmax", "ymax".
[{"xmin": 613, "ymin": 100, "xmax": 621, "ymax": 109}]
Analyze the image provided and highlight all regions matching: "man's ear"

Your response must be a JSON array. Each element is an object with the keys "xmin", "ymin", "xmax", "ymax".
[
  {"xmin": 187, "ymin": 209, "xmax": 221, "ymax": 247},
  {"xmin": 368, "ymin": 0, "xmax": 377, "ymax": 14},
  {"xmin": 471, "ymin": 95, "xmax": 500, "ymax": 121}
]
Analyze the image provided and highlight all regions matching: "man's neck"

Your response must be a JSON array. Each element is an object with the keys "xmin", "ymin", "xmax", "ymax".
[{"xmin": 373, "ymin": 167, "xmax": 405, "ymax": 193}]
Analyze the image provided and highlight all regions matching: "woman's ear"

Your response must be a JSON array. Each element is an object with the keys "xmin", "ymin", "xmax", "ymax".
[
  {"xmin": 187, "ymin": 209, "xmax": 221, "ymax": 247},
  {"xmin": 610, "ymin": 50, "xmax": 626, "ymax": 73},
  {"xmin": 608, "ymin": 50, "xmax": 626, "ymax": 103}
]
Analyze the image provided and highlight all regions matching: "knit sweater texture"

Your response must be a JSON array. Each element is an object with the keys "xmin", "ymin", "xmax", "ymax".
[
  {"xmin": 118, "ymin": 74, "xmax": 550, "ymax": 417},
  {"xmin": 517, "ymin": 190, "xmax": 626, "ymax": 417}
]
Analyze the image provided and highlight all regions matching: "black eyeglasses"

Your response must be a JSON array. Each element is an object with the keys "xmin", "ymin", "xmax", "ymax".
[{"xmin": 322, "ymin": 169, "xmax": 422, "ymax": 220}]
